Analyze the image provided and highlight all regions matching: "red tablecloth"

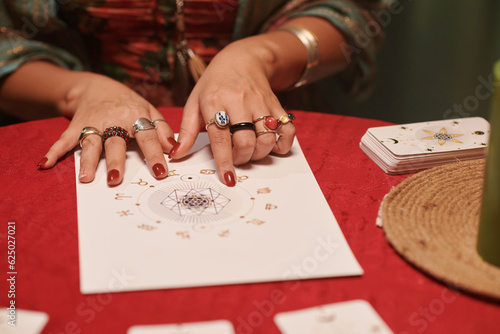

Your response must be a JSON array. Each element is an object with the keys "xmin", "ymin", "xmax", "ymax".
[{"xmin": 1, "ymin": 108, "xmax": 499, "ymax": 334}]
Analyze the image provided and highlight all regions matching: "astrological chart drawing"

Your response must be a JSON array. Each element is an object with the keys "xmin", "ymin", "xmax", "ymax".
[
  {"xmin": 116, "ymin": 168, "xmax": 272, "ymax": 240},
  {"xmin": 75, "ymin": 133, "xmax": 363, "ymax": 294}
]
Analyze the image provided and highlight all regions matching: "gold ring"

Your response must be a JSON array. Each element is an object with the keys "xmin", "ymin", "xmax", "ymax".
[
  {"xmin": 256, "ymin": 130, "xmax": 277, "ymax": 137},
  {"xmin": 78, "ymin": 127, "xmax": 102, "ymax": 148}
]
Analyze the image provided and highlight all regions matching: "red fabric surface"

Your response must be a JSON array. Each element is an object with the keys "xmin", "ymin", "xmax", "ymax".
[{"xmin": 1, "ymin": 108, "xmax": 499, "ymax": 334}]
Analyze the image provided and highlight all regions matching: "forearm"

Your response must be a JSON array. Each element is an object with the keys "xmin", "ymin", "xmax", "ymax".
[
  {"xmin": 0, "ymin": 61, "xmax": 96, "ymax": 121},
  {"xmin": 231, "ymin": 16, "xmax": 349, "ymax": 92}
]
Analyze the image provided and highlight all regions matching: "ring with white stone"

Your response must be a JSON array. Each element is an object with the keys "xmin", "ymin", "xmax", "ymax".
[{"xmin": 205, "ymin": 110, "xmax": 230, "ymax": 130}]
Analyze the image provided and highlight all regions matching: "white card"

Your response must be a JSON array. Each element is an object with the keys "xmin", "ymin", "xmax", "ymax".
[
  {"xmin": 75, "ymin": 133, "xmax": 363, "ymax": 293},
  {"xmin": 368, "ymin": 117, "xmax": 489, "ymax": 156},
  {"xmin": 0, "ymin": 308, "xmax": 49, "ymax": 334},
  {"xmin": 274, "ymin": 300, "xmax": 393, "ymax": 334},
  {"xmin": 128, "ymin": 319, "xmax": 234, "ymax": 334}
]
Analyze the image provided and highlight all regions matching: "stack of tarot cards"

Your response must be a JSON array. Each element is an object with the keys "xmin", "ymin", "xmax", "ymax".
[{"xmin": 360, "ymin": 117, "xmax": 490, "ymax": 175}]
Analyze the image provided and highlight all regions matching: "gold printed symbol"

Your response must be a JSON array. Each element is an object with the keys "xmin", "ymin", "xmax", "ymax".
[
  {"xmin": 257, "ymin": 187, "xmax": 271, "ymax": 194},
  {"xmin": 265, "ymin": 204, "xmax": 278, "ymax": 210},
  {"xmin": 237, "ymin": 175, "xmax": 248, "ymax": 182},
  {"xmin": 168, "ymin": 170, "xmax": 179, "ymax": 176},
  {"xmin": 115, "ymin": 193, "xmax": 132, "ymax": 200},
  {"xmin": 176, "ymin": 231, "xmax": 190, "ymax": 239},
  {"xmin": 131, "ymin": 179, "xmax": 148, "ymax": 186},
  {"xmin": 421, "ymin": 128, "xmax": 464, "ymax": 146},
  {"xmin": 200, "ymin": 169, "xmax": 216, "ymax": 175},
  {"xmin": 137, "ymin": 224, "xmax": 156, "ymax": 231},
  {"xmin": 117, "ymin": 210, "xmax": 132, "ymax": 217},
  {"xmin": 247, "ymin": 219, "xmax": 265, "ymax": 225},
  {"xmin": 219, "ymin": 230, "xmax": 230, "ymax": 237}
]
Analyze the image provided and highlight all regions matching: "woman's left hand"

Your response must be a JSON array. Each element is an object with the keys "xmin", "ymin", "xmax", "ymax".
[{"xmin": 169, "ymin": 34, "xmax": 297, "ymax": 186}]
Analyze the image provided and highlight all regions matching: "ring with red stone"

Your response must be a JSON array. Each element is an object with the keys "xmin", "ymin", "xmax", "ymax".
[
  {"xmin": 278, "ymin": 113, "xmax": 296, "ymax": 127},
  {"xmin": 102, "ymin": 126, "xmax": 130, "ymax": 147},
  {"xmin": 253, "ymin": 115, "xmax": 279, "ymax": 131}
]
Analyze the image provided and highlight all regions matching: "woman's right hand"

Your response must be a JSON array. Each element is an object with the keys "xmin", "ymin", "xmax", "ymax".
[{"xmin": 37, "ymin": 71, "xmax": 177, "ymax": 186}]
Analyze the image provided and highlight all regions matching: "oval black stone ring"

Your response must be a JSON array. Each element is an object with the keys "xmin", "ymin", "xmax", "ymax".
[{"xmin": 229, "ymin": 122, "xmax": 256, "ymax": 134}]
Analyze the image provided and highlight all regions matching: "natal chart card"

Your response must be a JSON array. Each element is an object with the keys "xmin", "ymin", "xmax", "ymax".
[{"xmin": 75, "ymin": 133, "xmax": 363, "ymax": 294}]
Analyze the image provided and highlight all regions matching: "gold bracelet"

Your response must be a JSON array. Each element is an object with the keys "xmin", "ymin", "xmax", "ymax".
[{"xmin": 277, "ymin": 25, "xmax": 319, "ymax": 88}]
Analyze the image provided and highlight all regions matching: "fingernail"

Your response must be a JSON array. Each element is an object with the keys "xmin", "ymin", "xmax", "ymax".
[
  {"xmin": 107, "ymin": 169, "xmax": 119, "ymax": 183},
  {"xmin": 169, "ymin": 142, "xmax": 180, "ymax": 158},
  {"xmin": 78, "ymin": 168, "xmax": 87, "ymax": 180},
  {"xmin": 167, "ymin": 137, "xmax": 177, "ymax": 147},
  {"xmin": 224, "ymin": 171, "xmax": 236, "ymax": 187},
  {"xmin": 37, "ymin": 157, "xmax": 48, "ymax": 168},
  {"xmin": 152, "ymin": 163, "xmax": 166, "ymax": 178}
]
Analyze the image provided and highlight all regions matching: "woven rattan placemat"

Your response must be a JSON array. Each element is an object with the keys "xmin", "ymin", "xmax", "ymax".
[{"xmin": 381, "ymin": 159, "xmax": 500, "ymax": 300}]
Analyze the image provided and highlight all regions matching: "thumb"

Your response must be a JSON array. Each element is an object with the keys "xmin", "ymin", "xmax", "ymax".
[{"xmin": 169, "ymin": 95, "xmax": 203, "ymax": 159}]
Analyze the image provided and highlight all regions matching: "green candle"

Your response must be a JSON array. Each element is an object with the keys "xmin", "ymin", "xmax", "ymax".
[{"xmin": 477, "ymin": 60, "xmax": 500, "ymax": 267}]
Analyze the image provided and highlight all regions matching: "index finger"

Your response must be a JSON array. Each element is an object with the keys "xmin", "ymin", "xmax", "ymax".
[{"xmin": 205, "ymin": 110, "xmax": 236, "ymax": 187}]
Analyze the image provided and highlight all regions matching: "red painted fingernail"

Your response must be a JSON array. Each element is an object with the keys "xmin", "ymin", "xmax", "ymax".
[
  {"xmin": 224, "ymin": 171, "xmax": 236, "ymax": 187},
  {"xmin": 37, "ymin": 157, "xmax": 48, "ymax": 169},
  {"xmin": 152, "ymin": 163, "xmax": 166, "ymax": 178},
  {"xmin": 167, "ymin": 137, "xmax": 177, "ymax": 146},
  {"xmin": 107, "ymin": 169, "xmax": 119, "ymax": 183},
  {"xmin": 169, "ymin": 142, "xmax": 181, "ymax": 158}
]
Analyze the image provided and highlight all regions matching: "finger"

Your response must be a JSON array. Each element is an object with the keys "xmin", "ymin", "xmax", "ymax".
[
  {"xmin": 273, "ymin": 116, "xmax": 296, "ymax": 155},
  {"xmin": 207, "ymin": 123, "xmax": 236, "ymax": 187},
  {"xmin": 38, "ymin": 127, "xmax": 80, "ymax": 169},
  {"xmin": 104, "ymin": 136, "xmax": 127, "ymax": 186},
  {"xmin": 149, "ymin": 106, "xmax": 177, "ymax": 154},
  {"xmin": 135, "ymin": 128, "xmax": 169, "ymax": 179},
  {"xmin": 252, "ymin": 116, "xmax": 278, "ymax": 161},
  {"xmin": 231, "ymin": 126, "xmax": 256, "ymax": 166},
  {"xmin": 78, "ymin": 134, "xmax": 103, "ymax": 183},
  {"xmin": 171, "ymin": 94, "xmax": 203, "ymax": 159}
]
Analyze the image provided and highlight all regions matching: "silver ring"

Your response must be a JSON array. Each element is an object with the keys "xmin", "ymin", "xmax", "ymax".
[
  {"xmin": 133, "ymin": 117, "xmax": 156, "ymax": 134},
  {"xmin": 152, "ymin": 119, "xmax": 168, "ymax": 128},
  {"xmin": 205, "ymin": 110, "xmax": 230, "ymax": 130},
  {"xmin": 78, "ymin": 127, "xmax": 102, "ymax": 148}
]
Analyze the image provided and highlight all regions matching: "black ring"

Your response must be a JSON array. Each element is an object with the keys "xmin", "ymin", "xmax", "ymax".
[{"xmin": 230, "ymin": 122, "xmax": 256, "ymax": 134}]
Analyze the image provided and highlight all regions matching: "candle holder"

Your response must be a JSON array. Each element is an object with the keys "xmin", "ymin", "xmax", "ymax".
[{"xmin": 477, "ymin": 60, "xmax": 500, "ymax": 268}]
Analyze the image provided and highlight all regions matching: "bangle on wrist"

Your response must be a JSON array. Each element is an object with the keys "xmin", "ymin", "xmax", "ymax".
[{"xmin": 277, "ymin": 25, "xmax": 319, "ymax": 88}]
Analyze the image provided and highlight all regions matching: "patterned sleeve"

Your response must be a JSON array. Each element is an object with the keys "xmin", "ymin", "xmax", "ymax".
[
  {"xmin": 259, "ymin": 0, "xmax": 394, "ymax": 100},
  {"xmin": 0, "ymin": 0, "xmax": 84, "ymax": 79}
]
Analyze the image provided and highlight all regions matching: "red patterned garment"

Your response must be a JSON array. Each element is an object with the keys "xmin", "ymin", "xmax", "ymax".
[{"xmin": 64, "ymin": 0, "xmax": 238, "ymax": 106}]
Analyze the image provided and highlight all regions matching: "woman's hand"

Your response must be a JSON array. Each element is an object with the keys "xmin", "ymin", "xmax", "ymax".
[
  {"xmin": 169, "ymin": 33, "xmax": 298, "ymax": 186},
  {"xmin": 37, "ymin": 73, "xmax": 177, "ymax": 186}
]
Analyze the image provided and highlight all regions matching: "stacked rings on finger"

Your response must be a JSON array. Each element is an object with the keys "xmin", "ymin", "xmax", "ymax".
[
  {"xmin": 78, "ymin": 127, "xmax": 102, "ymax": 148},
  {"xmin": 205, "ymin": 110, "xmax": 230, "ymax": 130},
  {"xmin": 229, "ymin": 122, "xmax": 256, "ymax": 134},
  {"xmin": 103, "ymin": 126, "xmax": 130, "ymax": 147},
  {"xmin": 133, "ymin": 117, "xmax": 156, "ymax": 134},
  {"xmin": 254, "ymin": 115, "xmax": 279, "ymax": 131}
]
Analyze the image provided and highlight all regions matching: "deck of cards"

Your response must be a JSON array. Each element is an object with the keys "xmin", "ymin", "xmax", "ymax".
[{"xmin": 360, "ymin": 117, "xmax": 490, "ymax": 174}]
